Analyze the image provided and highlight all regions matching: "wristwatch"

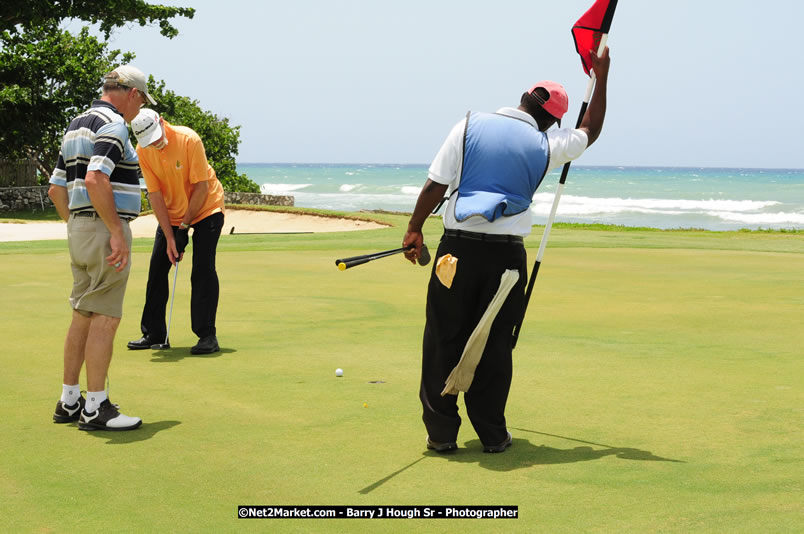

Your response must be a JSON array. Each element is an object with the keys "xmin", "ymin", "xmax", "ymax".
[{"xmin": 179, "ymin": 222, "xmax": 190, "ymax": 230}]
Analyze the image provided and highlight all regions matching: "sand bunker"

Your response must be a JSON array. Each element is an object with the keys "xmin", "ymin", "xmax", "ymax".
[{"xmin": 0, "ymin": 209, "xmax": 388, "ymax": 242}]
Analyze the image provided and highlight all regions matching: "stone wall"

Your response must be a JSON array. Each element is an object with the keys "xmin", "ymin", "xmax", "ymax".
[
  {"xmin": 0, "ymin": 186, "xmax": 294, "ymax": 213},
  {"xmin": 224, "ymin": 192, "xmax": 294, "ymax": 207},
  {"xmin": 0, "ymin": 186, "xmax": 53, "ymax": 212}
]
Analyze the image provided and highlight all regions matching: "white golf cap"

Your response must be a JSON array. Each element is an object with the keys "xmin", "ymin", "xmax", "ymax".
[
  {"xmin": 104, "ymin": 65, "xmax": 157, "ymax": 105},
  {"xmin": 132, "ymin": 108, "xmax": 164, "ymax": 147}
]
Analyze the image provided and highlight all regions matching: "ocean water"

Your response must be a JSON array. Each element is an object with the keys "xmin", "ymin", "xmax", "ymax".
[{"xmin": 238, "ymin": 163, "xmax": 804, "ymax": 231}]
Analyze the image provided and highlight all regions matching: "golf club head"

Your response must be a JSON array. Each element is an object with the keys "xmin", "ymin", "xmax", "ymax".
[
  {"xmin": 150, "ymin": 343, "xmax": 170, "ymax": 350},
  {"xmin": 417, "ymin": 243, "xmax": 431, "ymax": 266}
]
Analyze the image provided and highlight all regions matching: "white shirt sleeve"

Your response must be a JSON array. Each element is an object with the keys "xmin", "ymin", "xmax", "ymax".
[
  {"xmin": 427, "ymin": 119, "xmax": 467, "ymax": 186},
  {"xmin": 546, "ymin": 128, "xmax": 589, "ymax": 173}
]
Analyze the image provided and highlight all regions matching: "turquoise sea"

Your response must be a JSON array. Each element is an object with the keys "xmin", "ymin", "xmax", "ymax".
[{"xmin": 237, "ymin": 163, "xmax": 804, "ymax": 231}]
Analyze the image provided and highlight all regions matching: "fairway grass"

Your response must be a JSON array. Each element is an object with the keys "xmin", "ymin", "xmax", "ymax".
[{"xmin": 1, "ymin": 214, "xmax": 802, "ymax": 532}]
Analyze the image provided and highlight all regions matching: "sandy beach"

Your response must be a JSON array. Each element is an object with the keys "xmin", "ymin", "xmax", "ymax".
[{"xmin": 0, "ymin": 209, "xmax": 388, "ymax": 242}]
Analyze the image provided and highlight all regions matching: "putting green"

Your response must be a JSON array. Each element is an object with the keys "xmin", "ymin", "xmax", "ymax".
[{"xmin": 1, "ymin": 213, "xmax": 802, "ymax": 532}]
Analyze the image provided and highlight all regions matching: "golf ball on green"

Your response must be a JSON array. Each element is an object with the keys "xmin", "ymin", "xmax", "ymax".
[{"xmin": 335, "ymin": 368, "xmax": 343, "ymax": 377}]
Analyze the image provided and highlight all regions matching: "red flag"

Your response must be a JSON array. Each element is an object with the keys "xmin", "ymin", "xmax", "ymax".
[{"xmin": 572, "ymin": 0, "xmax": 618, "ymax": 76}]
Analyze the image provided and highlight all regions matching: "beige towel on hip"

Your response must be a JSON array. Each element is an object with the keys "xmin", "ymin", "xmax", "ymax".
[
  {"xmin": 441, "ymin": 269, "xmax": 520, "ymax": 396},
  {"xmin": 436, "ymin": 253, "xmax": 458, "ymax": 288}
]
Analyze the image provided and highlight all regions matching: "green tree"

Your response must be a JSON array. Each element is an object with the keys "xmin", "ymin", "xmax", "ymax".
[
  {"xmin": 1, "ymin": 3, "xmax": 257, "ymax": 193},
  {"xmin": 1, "ymin": 0, "xmax": 192, "ymax": 178},
  {"xmin": 0, "ymin": 23, "xmax": 133, "ymax": 178},
  {"xmin": 148, "ymin": 79, "xmax": 260, "ymax": 193},
  {"xmin": 2, "ymin": 0, "xmax": 194, "ymax": 38}
]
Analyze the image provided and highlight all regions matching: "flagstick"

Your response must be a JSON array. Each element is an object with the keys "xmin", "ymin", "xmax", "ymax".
[{"xmin": 512, "ymin": 34, "xmax": 608, "ymax": 349}]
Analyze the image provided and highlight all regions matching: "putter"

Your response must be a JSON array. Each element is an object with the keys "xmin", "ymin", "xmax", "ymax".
[
  {"xmin": 151, "ymin": 261, "xmax": 178, "ymax": 350},
  {"xmin": 336, "ymin": 243, "xmax": 430, "ymax": 270}
]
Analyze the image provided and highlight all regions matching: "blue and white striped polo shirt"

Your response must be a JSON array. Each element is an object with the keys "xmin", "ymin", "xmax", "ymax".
[{"xmin": 49, "ymin": 100, "xmax": 141, "ymax": 218}]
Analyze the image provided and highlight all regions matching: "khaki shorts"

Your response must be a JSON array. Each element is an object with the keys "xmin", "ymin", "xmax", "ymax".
[{"xmin": 67, "ymin": 213, "xmax": 132, "ymax": 318}]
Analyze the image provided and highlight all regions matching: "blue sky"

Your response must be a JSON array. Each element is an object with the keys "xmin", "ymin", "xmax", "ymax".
[{"xmin": 81, "ymin": 0, "xmax": 803, "ymax": 168}]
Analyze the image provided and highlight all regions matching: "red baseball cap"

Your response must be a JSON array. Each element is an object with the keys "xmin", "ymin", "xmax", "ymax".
[{"xmin": 528, "ymin": 81, "xmax": 568, "ymax": 123}]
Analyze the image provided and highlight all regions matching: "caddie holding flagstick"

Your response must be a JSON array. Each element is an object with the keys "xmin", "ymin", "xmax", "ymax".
[
  {"xmin": 126, "ymin": 109, "xmax": 225, "ymax": 355},
  {"xmin": 403, "ymin": 43, "xmax": 611, "ymax": 454}
]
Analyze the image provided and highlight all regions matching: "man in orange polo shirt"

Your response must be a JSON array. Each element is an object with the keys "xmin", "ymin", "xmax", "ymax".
[{"xmin": 127, "ymin": 109, "xmax": 225, "ymax": 354}]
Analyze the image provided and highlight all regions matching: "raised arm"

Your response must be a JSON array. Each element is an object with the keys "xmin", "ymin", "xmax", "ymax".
[{"xmin": 578, "ymin": 46, "xmax": 611, "ymax": 147}]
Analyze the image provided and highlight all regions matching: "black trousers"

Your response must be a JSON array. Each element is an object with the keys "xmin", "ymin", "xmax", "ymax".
[
  {"xmin": 140, "ymin": 212, "xmax": 224, "ymax": 340},
  {"xmin": 420, "ymin": 232, "xmax": 527, "ymax": 446}
]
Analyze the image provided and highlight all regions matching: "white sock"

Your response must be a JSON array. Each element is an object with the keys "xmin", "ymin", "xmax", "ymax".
[
  {"xmin": 61, "ymin": 384, "xmax": 81, "ymax": 405},
  {"xmin": 85, "ymin": 390, "xmax": 108, "ymax": 413}
]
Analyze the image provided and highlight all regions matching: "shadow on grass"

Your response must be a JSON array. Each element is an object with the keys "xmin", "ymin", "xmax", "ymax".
[
  {"xmin": 358, "ymin": 429, "xmax": 684, "ymax": 492},
  {"xmin": 358, "ymin": 457, "xmax": 427, "ymax": 495},
  {"xmin": 149, "ymin": 347, "xmax": 236, "ymax": 363},
  {"xmin": 437, "ymin": 439, "xmax": 684, "ymax": 472},
  {"xmin": 511, "ymin": 427, "xmax": 684, "ymax": 462},
  {"xmin": 426, "ymin": 427, "xmax": 685, "ymax": 471},
  {"xmin": 81, "ymin": 420, "xmax": 181, "ymax": 444}
]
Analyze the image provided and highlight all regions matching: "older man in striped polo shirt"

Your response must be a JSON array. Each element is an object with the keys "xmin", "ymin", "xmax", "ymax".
[{"xmin": 48, "ymin": 65, "xmax": 155, "ymax": 431}]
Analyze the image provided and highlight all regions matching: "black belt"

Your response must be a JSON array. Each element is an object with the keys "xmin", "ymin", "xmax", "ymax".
[
  {"xmin": 443, "ymin": 229, "xmax": 523, "ymax": 244},
  {"xmin": 71, "ymin": 211, "xmax": 98, "ymax": 218},
  {"xmin": 71, "ymin": 211, "xmax": 134, "ymax": 221}
]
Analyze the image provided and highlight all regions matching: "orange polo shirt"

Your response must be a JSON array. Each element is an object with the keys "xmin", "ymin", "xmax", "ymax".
[{"xmin": 137, "ymin": 121, "xmax": 225, "ymax": 226}]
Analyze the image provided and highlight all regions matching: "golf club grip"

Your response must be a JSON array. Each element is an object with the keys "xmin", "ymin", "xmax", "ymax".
[
  {"xmin": 335, "ymin": 246, "xmax": 409, "ymax": 265},
  {"xmin": 334, "ymin": 253, "xmax": 371, "ymax": 265},
  {"xmin": 340, "ymin": 257, "xmax": 373, "ymax": 269}
]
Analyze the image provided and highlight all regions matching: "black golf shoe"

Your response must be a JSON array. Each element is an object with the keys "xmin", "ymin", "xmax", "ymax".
[
  {"xmin": 127, "ymin": 335, "xmax": 166, "ymax": 350},
  {"xmin": 53, "ymin": 395, "xmax": 85, "ymax": 423},
  {"xmin": 426, "ymin": 436, "xmax": 458, "ymax": 453},
  {"xmin": 78, "ymin": 399, "xmax": 142, "ymax": 431},
  {"xmin": 191, "ymin": 335, "xmax": 219, "ymax": 355},
  {"xmin": 483, "ymin": 432, "xmax": 512, "ymax": 453}
]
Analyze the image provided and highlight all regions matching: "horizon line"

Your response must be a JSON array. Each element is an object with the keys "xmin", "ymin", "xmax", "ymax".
[{"xmin": 236, "ymin": 162, "xmax": 804, "ymax": 172}]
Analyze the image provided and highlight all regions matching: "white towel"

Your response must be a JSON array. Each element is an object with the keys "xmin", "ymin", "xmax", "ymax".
[{"xmin": 441, "ymin": 269, "xmax": 520, "ymax": 396}]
